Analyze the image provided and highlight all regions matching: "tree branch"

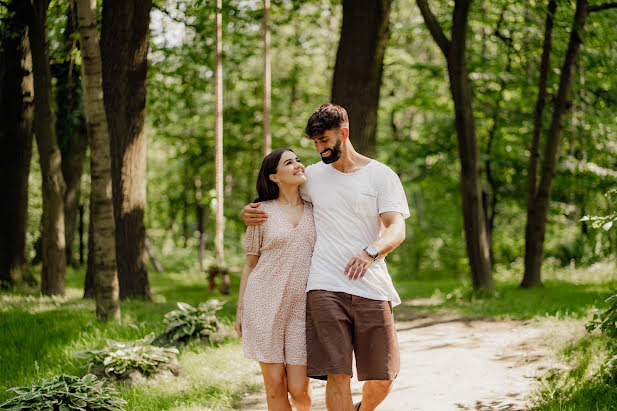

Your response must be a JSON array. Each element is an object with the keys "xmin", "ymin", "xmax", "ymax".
[
  {"xmin": 416, "ymin": 0, "xmax": 450, "ymax": 57},
  {"xmin": 589, "ymin": 2, "xmax": 617, "ymax": 12}
]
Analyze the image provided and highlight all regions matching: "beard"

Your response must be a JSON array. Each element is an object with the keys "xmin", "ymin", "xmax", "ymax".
[{"xmin": 320, "ymin": 138, "xmax": 342, "ymax": 164}]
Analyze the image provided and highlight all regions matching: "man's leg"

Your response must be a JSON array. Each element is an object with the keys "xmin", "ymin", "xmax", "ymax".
[
  {"xmin": 326, "ymin": 374, "xmax": 354, "ymax": 411},
  {"xmin": 259, "ymin": 362, "xmax": 292, "ymax": 410},
  {"xmin": 359, "ymin": 380, "xmax": 393, "ymax": 411}
]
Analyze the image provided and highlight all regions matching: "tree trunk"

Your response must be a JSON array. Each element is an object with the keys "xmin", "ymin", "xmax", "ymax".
[
  {"xmin": 55, "ymin": 0, "xmax": 88, "ymax": 267},
  {"xmin": 214, "ymin": 0, "xmax": 225, "ymax": 268},
  {"xmin": 522, "ymin": 0, "xmax": 590, "ymax": 288},
  {"xmin": 77, "ymin": 0, "xmax": 121, "ymax": 322},
  {"xmin": 0, "ymin": 2, "xmax": 36, "ymax": 287},
  {"xmin": 262, "ymin": 0, "xmax": 271, "ymax": 157},
  {"xmin": 331, "ymin": 0, "xmax": 392, "ymax": 158},
  {"xmin": 84, "ymin": 201, "xmax": 95, "ymax": 298},
  {"xmin": 101, "ymin": 0, "xmax": 152, "ymax": 299},
  {"xmin": 417, "ymin": 0, "xmax": 494, "ymax": 292},
  {"xmin": 28, "ymin": 0, "xmax": 67, "ymax": 295}
]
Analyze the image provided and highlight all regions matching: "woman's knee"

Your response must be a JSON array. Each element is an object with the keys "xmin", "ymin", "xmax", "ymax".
[
  {"xmin": 287, "ymin": 379, "xmax": 310, "ymax": 402},
  {"xmin": 263, "ymin": 372, "xmax": 288, "ymax": 398}
]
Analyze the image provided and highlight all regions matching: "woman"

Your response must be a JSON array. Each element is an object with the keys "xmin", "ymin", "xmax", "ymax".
[{"xmin": 235, "ymin": 148, "xmax": 315, "ymax": 411}]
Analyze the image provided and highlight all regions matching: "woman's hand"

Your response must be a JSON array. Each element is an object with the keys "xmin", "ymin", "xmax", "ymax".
[{"xmin": 234, "ymin": 312, "xmax": 242, "ymax": 337}]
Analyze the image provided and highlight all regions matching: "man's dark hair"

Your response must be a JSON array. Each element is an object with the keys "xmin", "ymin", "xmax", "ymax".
[
  {"xmin": 254, "ymin": 148, "xmax": 294, "ymax": 202},
  {"xmin": 304, "ymin": 104, "xmax": 349, "ymax": 138}
]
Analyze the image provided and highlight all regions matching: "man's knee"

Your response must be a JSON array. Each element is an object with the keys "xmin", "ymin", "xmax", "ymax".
[
  {"xmin": 365, "ymin": 379, "xmax": 393, "ymax": 393},
  {"xmin": 328, "ymin": 374, "xmax": 351, "ymax": 389}
]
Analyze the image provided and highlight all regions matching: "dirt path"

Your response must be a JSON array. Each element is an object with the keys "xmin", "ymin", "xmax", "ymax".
[{"xmin": 237, "ymin": 315, "xmax": 557, "ymax": 410}]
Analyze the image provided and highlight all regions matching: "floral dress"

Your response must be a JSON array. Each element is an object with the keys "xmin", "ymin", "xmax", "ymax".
[{"xmin": 241, "ymin": 200, "xmax": 315, "ymax": 365}]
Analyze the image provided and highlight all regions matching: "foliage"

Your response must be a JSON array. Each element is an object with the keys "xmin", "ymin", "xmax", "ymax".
[
  {"xmin": 0, "ymin": 373, "xmax": 126, "ymax": 411},
  {"xmin": 162, "ymin": 300, "xmax": 225, "ymax": 343},
  {"xmin": 77, "ymin": 334, "xmax": 179, "ymax": 377},
  {"xmin": 586, "ymin": 291, "xmax": 617, "ymax": 339},
  {"xmin": 580, "ymin": 188, "xmax": 617, "ymax": 231}
]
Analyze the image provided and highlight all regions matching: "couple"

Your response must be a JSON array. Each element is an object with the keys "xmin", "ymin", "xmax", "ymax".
[{"xmin": 235, "ymin": 104, "xmax": 409, "ymax": 411}]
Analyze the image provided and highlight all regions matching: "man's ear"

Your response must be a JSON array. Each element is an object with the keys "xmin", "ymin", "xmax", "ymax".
[{"xmin": 341, "ymin": 126, "xmax": 350, "ymax": 141}]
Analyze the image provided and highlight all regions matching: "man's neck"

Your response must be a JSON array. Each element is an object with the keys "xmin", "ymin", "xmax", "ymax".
[{"xmin": 331, "ymin": 149, "xmax": 372, "ymax": 174}]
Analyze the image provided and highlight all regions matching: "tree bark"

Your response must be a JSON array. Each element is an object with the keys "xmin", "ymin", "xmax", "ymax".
[
  {"xmin": 214, "ymin": 0, "xmax": 225, "ymax": 268},
  {"xmin": 0, "ymin": 1, "xmax": 36, "ymax": 287},
  {"xmin": 262, "ymin": 0, "xmax": 271, "ymax": 157},
  {"xmin": 28, "ymin": 0, "xmax": 67, "ymax": 295},
  {"xmin": 417, "ymin": 0, "xmax": 494, "ymax": 292},
  {"xmin": 101, "ymin": 0, "xmax": 152, "ymax": 299},
  {"xmin": 522, "ymin": 0, "xmax": 590, "ymax": 288},
  {"xmin": 54, "ymin": 0, "xmax": 88, "ymax": 267},
  {"xmin": 331, "ymin": 0, "xmax": 392, "ymax": 158},
  {"xmin": 77, "ymin": 0, "xmax": 121, "ymax": 322}
]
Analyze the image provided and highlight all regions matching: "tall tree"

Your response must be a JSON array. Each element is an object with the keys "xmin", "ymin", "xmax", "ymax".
[
  {"xmin": 416, "ymin": 0, "xmax": 494, "ymax": 292},
  {"xmin": 0, "ymin": 0, "xmax": 36, "ymax": 288},
  {"xmin": 101, "ymin": 0, "xmax": 152, "ymax": 299},
  {"xmin": 331, "ymin": 0, "xmax": 392, "ymax": 158},
  {"xmin": 214, "ymin": 0, "xmax": 225, "ymax": 269},
  {"xmin": 55, "ymin": 0, "xmax": 88, "ymax": 268},
  {"xmin": 522, "ymin": 0, "xmax": 617, "ymax": 287},
  {"xmin": 28, "ymin": 0, "xmax": 67, "ymax": 295},
  {"xmin": 262, "ymin": 0, "xmax": 271, "ymax": 157},
  {"xmin": 77, "ymin": 0, "xmax": 121, "ymax": 322}
]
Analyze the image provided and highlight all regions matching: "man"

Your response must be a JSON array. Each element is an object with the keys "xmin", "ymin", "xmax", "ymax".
[{"xmin": 242, "ymin": 104, "xmax": 409, "ymax": 411}]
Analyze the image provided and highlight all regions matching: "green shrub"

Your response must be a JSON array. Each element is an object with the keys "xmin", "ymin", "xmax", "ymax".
[
  {"xmin": 0, "ymin": 374, "xmax": 126, "ymax": 410},
  {"xmin": 78, "ymin": 334, "xmax": 179, "ymax": 377},
  {"xmin": 587, "ymin": 291, "xmax": 617, "ymax": 339},
  {"xmin": 162, "ymin": 300, "xmax": 224, "ymax": 343}
]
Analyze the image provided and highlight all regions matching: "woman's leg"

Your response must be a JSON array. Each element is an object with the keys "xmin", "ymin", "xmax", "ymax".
[
  {"xmin": 259, "ymin": 362, "xmax": 292, "ymax": 411},
  {"xmin": 285, "ymin": 364, "xmax": 311, "ymax": 411}
]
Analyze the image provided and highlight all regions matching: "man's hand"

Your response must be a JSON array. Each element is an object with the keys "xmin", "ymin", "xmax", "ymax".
[
  {"xmin": 241, "ymin": 203, "xmax": 268, "ymax": 226},
  {"xmin": 344, "ymin": 250, "xmax": 374, "ymax": 280}
]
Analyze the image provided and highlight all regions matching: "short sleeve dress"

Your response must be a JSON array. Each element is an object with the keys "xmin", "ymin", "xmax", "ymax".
[{"xmin": 241, "ymin": 200, "xmax": 315, "ymax": 365}]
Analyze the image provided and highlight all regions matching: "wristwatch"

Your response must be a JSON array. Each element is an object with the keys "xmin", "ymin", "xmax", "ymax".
[{"xmin": 364, "ymin": 245, "xmax": 379, "ymax": 260}]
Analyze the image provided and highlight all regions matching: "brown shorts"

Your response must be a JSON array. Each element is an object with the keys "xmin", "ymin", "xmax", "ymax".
[{"xmin": 306, "ymin": 290, "xmax": 400, "ymax": 381}]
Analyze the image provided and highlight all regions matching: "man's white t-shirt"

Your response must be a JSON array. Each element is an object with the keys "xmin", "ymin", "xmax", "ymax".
[{"xmin": 300, "ymin": 160, "xmax": 410, "ymax": 306}]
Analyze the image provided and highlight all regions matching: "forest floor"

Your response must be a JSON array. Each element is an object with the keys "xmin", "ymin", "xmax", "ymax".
[{"xmin": 238, "ymin": 309, "xmax": 571, "ymax": 411}]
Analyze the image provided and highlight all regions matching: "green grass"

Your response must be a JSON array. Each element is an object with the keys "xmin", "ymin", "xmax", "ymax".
[
  {"xmin": 394, "ymin": 260, "xmax": 616, "ymax": 321},
  {"xmin": 0, "ymin": 250, "xmax": 258, "ymax": 409},
  {"xmin": 1, "ymin": 253, "xmax": 615, "ymax": 410}
]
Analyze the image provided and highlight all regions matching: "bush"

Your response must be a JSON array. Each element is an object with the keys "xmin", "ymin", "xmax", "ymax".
[
  {"xmin": 0, "ymin": 374, "xmax": 126, "ymax": 410},
  {"xmin": 78, "ymin": 334, "xmax": 179, "ymax": 378},
  {"xmin": 162, "ymin": 300, "xmax": 224, "ymax": 343},
  {"xmin": 587, "ymin": 291, "xmax": 617, "ymax": 339}
]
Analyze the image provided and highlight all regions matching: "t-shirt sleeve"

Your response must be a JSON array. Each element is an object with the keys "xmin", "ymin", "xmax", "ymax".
[
  {"xmin": 377, "ymin": 166, "xmax": 410, "ymax": 219},
  {"xmin": 299, "ymin": 165, "xmax": 313, "ymax": 202},
  {"xmin": 299, "ymin": 182, "xmax": 311, "ymax": 202},
  {"xmin": 243, "ymin": 225, "xmax": 263, "ymax": 256}
]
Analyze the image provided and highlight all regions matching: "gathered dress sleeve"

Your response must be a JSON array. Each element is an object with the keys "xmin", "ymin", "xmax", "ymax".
[{"xmin": 243, "ymin": 224, "xmax": 264, "ymax": 256}]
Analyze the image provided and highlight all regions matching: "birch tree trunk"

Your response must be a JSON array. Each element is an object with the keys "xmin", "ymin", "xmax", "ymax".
[
  {"xmin": 28, "ymin": 0, "xmax": 67, "ymax": 295},
  {"xmin": 262, "ymin": 0, "xmax": 271, "ymax": 157},
  {"xmin": 77, "ymin": 0, "xmax": 121, "ymax": 322},
  {"xmin": 214, "ymin": 0, "xmax": 225, "ymax": 269}
]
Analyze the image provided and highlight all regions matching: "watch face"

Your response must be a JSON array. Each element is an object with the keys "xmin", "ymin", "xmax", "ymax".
[{"xmin": 365, "ymin": 246, "xmax": 378, "ymax": 258}]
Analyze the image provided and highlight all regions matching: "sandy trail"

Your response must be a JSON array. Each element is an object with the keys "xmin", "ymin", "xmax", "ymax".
[{"xmin": 237, "ymin": 315, "xmax": 556, "ymax": 410}]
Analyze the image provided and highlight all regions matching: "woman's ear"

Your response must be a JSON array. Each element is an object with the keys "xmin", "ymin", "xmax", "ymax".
[{"xmin": 269, "ymin": 174, "xmax": 278, "ymax": 184}]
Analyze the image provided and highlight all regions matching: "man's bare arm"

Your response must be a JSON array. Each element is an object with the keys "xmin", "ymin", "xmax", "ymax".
[
  {"xmin": 344, "ymin": 211, "xmax": 406, "ymax": 280},
  {"xmin": 241, "ymin": 203, "xmax": 268, "ymax": 226}
]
